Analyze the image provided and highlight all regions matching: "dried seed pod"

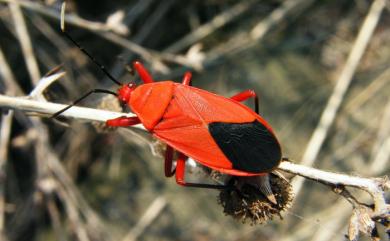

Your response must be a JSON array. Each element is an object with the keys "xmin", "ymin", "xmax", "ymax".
[{"xmin": 218, "ymin": 173, "xmax": 293, "ymax": 224}]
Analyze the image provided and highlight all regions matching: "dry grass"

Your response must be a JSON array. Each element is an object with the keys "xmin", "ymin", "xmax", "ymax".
[{"xmin": 0, "ymin": 0, "xmax": 389, "ymax": 241}]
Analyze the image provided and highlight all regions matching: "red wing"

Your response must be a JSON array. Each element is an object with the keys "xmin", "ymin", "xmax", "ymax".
[{"xmin": 152, "ymin": 84, "xmax": 262, "ymax": 176}]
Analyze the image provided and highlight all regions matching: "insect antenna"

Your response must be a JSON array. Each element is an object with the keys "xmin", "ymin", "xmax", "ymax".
[
  {"xmin": 60, "ymin": 2, "xmax": 122, "ymax": 86},
  {"xmin": 51, "ymin": 89, "xmax": 118, "ymax": 118}
]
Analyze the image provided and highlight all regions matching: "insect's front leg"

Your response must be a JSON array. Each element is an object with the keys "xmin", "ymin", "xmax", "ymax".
[
  {"xmin": 106, "ymin": 116, "xmax": 141, "ymax": 127},
  {"xmin": 181, "ymin": 72, "xmax": 192, "ymax": 86},
  {"xmin": 133, "ymin": 61, "xmax": 154, "ymax": 84}
]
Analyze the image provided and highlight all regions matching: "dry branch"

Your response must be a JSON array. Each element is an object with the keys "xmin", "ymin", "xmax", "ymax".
[
  {"xmin": 9, "ymin": 1, "xmax": 41, "ymax": 84},
  {"xmin": 0, "ymin": 0, "xmax": 127, "ymax": 35},
  {"xmin": 122, "ymin": 197, "xmax": 167, "ymax": 241},
  {"xmin": 0, "ymin": 111, "xmax": 13, "ymax": 233},
  {"xmin": 291, "ymin": 0, "xmax": 387, "ymax": 198},
  {"xmin": 0, "ymin": 94, "xmax": 137, "ymax": 124},
  {"xmin": 0, "ymin": 0, "xmax": 200, "ymax": 71},
  {"xmin": 1, "ymin": 1, "xmax": 389, "ymax": 240},
  {"xmin": 164, "ymin": 0, "xmax": 257, "ymax": 54},
  {"xmin": 279, "ymin": 160, "xmax": 388, "ymax": 215}
]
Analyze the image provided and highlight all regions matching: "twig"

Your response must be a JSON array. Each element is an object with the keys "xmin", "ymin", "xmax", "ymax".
[
  {"xmin": 369, "ymin": 100, "xmax": 390, "ymax": 173},
  {"xmin": 279, "ymin": 159, "xmax": 388, "ymax": 240},
  {"xmin": 122, "ymin": 0, "xmax": 155, "ymax": 26},
  {"xmin": 3, "ymin": 0, "xmax": 198, "ymax": 71},
  {"xmin": 97, "ymin": 31, "xmax": 198, "ymax": 70},
  {"xmin": 29, "ymin": 69, "xmax": 66, "ymax": 100},
  {"xmin": 250, "ymin": 0, "xmax": 312, "ymax": 40},
  {"xmin": 279, "ymin": 160, "xmax": 389, "ymax": 216},
  {"xmin": 46, "ymin": 192, "xmax": 68, "ymax": 241},
  {"xmin": 28, "ymin": 14, "xmax": 70, "ymax": 57},
  {"xmin": 0, "ymin": 94, "xmax": 140, "ymax": 124},
  {"xmin": 8, "ymin": 0, "xmax": 41, "ymax": 85},
  {"xmin": 164, "ymin": 0, "xmax": 257, "ymax": 54},
  {"xmin": 206, "ymin": 0, "xmax": 315, "ymax": 62},
  {"xmin": 0, "ymin": 46, "xmax": 23, "ymax": 95},
  {"xmin": 0, "ymin": 0, "xmax": 127, "ymax": 35},
  {"xmin": 107, "ymin": 0, "xmax": 173, "ymax": 79},
  {"xmin": 0, "ymin": 111, "xmax": 13, "ymax": 235},
  {"xmin": 55, "ymin": 183, "xmax": 90, "ymax": 241},
  {"xmin": 32, "ymin": 113, "xmax": 108, "ymax": 241},
  {"xmin": 122, "ymin": 197, "xmax": 167, "ymax": 241},
  {"xmin": 1, "ymin": 37, "xmax": 110, "ymax": 240},
  {"xmin": 344, "ymin": 67, "xmax": 390, "ymax": 114},
  {"xmin": 0, "ymin": 32, "xmax": 21, "ymax": 241},
  {"xmin": 291, "ymin": 0, "xmax": 386, "ymax": 198}
]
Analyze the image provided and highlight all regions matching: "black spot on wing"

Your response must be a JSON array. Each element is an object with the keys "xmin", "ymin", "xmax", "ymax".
[{"xmin": 208, "ymin": 120, "xmax": 281, "ymax": 173}]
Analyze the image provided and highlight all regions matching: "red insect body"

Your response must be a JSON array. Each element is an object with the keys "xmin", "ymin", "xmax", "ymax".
[{"xmin": 107, "ymin": 61, "xmax": 282, "ymax": 188}]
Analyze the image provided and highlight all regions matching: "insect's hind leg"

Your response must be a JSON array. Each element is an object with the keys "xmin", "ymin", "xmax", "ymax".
[
  {"xmin": 164, "ymin": 145, "xmax": 175, "ymax": 177},
  {"xmin": 181, "ymin": 72, "xmax": 192, "ymax": 86},
  {"xmin": 175, "ymin": 152, "xmax": 228, "ymax": 189},
  {"xmin": 230, "ymin": 90, "xmax": 259, "ymax": 114}
]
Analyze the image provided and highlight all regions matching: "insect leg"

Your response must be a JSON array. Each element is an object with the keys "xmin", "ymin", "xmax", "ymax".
[
  {"xmin": 106, "ymin": 116, "xmax": 141, "ymax": 127},
  {"xmin": 181, "ymin": 72, "xmax": 192, "ymax": 86},
  {"xmin": 164, "ymin": 145, "xmax": 175, "ymax": 177},
  {"xmin": 133, "ymin": 61, "xmax": 154, "ymax": 83},
  {"xmin": 175, "ymin": 152, "xmax": 228, "ymax": 189},
  {"xmin": 230, "ymin": 90, "xmax": 259, "ymax": 114}
]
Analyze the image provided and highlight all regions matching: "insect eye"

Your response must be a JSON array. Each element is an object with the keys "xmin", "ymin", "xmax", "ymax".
[{"xmin": 128, "ymin": 83, "xmax": 136, "ymax": 88}]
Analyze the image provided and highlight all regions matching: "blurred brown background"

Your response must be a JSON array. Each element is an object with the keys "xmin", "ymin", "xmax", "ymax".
[{"xmin": 0, "ymin": 0, "xmax": 389, "ymax": 240}]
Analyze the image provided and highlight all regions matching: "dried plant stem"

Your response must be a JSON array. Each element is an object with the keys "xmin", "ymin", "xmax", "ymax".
[
  {"xmin": 108, "ymin": 0, "xmax": 174, "ymax": 79},
  {"xmin": 207, "ymin": 0, "xmax": 314, "ymax": 61},
  {"xmin": 1, "ymin": 0, "xmax": 196, "ymax": 70},
  {"xmin": 0, "ymin": 94, "xmax": 138, "ymax": 124},
  {"xmin": 292, "ymin": 0, "xmax": 386, "ymax": 197},
  {"xmin": 0, "ymin": 111, "xmax": 13, "ymax": 234},
  {"xmin": 0, "ymin": 36, "xmax": 22, "ymax": 241},
  {"xmin": 9, "ymin": 1, "xmax": 41, "ymax": 84},
  {"xmin": 29, "ymin": 71, "xmax": 66, "ymax": 100},
  {"xmin": 46, "ymin": 194, "xmax": 67, "ymax": 241},
  {"xmin": 122, "ymin": 197, "xmax": 167, "ymax": 241},
  {"xmin": 164, "ymin": 0, "xmax": 256, "ymax": 53},
  {"xmin": 369, "ymin": 100, "xmax": 390, "ymax": 173},
  {"xmin": 0, "ymin": 0, "xmax": 124, "ymax": 34},
  {"xmin": 0, "ymin": 47, "xmax": 23, "ymax": 95},
  {"xmin": 279, "ymin": 160, "xmax": 389, "ymax": 216}
]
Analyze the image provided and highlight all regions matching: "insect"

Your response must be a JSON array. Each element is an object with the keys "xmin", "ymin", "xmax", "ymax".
[
  {"xmin": 54, "ymin": 60, "xmax": 282, "ymax": 189},
  {"xmin": 54, "ymin": 3, "xmax": 281, "ymax": 189}
]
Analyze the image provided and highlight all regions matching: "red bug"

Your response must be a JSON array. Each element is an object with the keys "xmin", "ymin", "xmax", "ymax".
[
  {"xmin": 53, "ymin": 15, "xmax": 281, "ymax": 188},
  {"xmin": 102, "ymin": 61, "xmax": 282, "ymax": 188},
  {"xmin": 53, "ymin": 4, "xmax": 281, "ymax": 189},
  {"xmin": 53, "ymin": 60, "xmax": 282, "ymax": 189}
]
